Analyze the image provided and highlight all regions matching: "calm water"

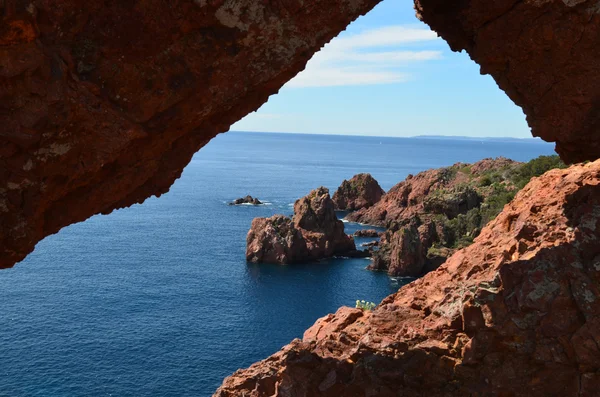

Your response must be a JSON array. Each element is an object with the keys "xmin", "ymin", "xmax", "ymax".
[{"xmin": 0, "ymin": 132, "xmax": 556, "ymax": 396}]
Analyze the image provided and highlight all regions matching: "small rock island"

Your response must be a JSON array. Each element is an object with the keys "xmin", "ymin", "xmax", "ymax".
[
  {"xmin": 246, "ymin": 187, "xmax": 364, "ymax": 264},
  {"xmin": 229, "ymin": 195, "xmax": 262, "ymax": 205}
]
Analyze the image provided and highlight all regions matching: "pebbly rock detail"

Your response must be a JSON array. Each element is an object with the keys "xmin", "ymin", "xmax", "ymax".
[
  {"xmin": 246, "ymin": 187, "xmax": 357, "ymax": 264},
  {"xmin": 332, "ymin": 173, "xmax": 385, "ymax": 211},
  {"xmin": 217, "ymin": 160, "xmax": 600, "ymax": 397}
]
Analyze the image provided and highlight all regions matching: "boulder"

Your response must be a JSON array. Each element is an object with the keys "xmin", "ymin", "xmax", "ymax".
[{"xmin": 332, "ymin": 173, "xmax": 384, "ymax": 211}]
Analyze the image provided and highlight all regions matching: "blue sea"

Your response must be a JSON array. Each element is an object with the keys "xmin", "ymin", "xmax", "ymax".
[{"xmin": 0, "ymin": 132, "xmax": 556, "ymax": 396}]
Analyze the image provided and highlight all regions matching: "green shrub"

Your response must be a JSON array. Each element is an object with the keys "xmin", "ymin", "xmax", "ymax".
[{"xmin": 508, "ymin": 155, "xmax": 566, "ymax": 189}]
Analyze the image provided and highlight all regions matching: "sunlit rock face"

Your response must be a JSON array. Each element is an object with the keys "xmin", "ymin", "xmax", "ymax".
[
  {"xmin": 0, "ymin": 0, "xmax": 381, "ymax": 268},
  {"xmin": 216, "ymin": 160, "xmax": 600, "ymax": 397}
]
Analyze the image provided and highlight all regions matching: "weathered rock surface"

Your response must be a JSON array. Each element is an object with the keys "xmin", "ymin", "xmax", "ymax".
[
  {"xmin": 332, "ymin": 173, "xmax": 384, "ymax": 211},
  {"xmin": 0, "ymin": 0, "xmax": 382, "ymax": 269},
  {"xmin": 217, "ymin": 159, "xmax": 600, "ymax": 397},
  {"xmin": 246, "ymin": 216, "xmax": 309, "ymax": 264},
  {"xmin": 352, "ymin": 229, "xmax": 380, "ymax": 238},
  {"xmin": 369, "ymin": 220, "xmax": 438, "ymax": 277},
  {"xmin": 246, "ymin": 187, "xmax": 356, "ymax": 264},
  {"xmin": 229, "ymin": 195, "xmax": 262, "ymax": 205}
]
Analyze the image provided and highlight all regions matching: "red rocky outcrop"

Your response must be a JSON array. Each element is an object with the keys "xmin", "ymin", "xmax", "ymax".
[
  {"xmin": 368, "ymin": 220, "xmax": 437, "ymax": 277},
  {"xmin": 246, "ymin": 187, "xmax": 356, "ymax": 264},
  {"xmin": 346, "ymin": 158, "xmax": 518, "ymax": 227},
  {"xmin": 217, "ymin": 159, "xmax": 600, "ymax": 397},
  {"xmin": 353, "ymin": 229, "xmax": 380, "ymax": 238},
  {"xmin": 332, "ymin": 173, "xmax": 384, "ymax": 211},
  {"xmin": 246, "ymin": 216, "xmax": 309, "ymax": 265}
]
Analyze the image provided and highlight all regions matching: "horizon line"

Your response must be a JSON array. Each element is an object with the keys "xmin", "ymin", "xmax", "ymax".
[{"xmin": 227, "ymin": 129, "xmax": 547, "ymax": 142}]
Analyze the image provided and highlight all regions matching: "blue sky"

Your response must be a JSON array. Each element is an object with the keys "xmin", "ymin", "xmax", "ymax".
[{"xmin": 231, "ymin": 0, "xmax": 531, "ymax": 138}]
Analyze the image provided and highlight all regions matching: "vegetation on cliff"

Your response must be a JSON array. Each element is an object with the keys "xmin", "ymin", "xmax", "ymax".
[{"xmin": 370, "ymin": 155, "xmax": 566, "ymax": 276}]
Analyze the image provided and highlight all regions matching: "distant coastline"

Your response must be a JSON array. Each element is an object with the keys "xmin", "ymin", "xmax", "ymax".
[{"xmin": 228, "ymin": 130, "xmax": 548, "ymax": 143}]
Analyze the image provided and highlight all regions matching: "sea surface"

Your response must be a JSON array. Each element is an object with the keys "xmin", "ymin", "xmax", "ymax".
[{"xmin": 0, "ymin": 132, "xmax": 556, "ymax": 396}]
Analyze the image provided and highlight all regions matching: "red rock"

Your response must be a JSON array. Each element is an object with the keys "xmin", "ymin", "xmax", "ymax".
[
  {"xmin": 216, "ymin": 160, "xmax": 600, "ymax": 396},
  {"xmin": 293, "ymin": 187, "xmax": 356, "ymax": 259},
  {"xmin": 368, "ymin": 220, "xmax": 438, "ymax": 277},
  {"xmin": 332, "ymin": 173, "xmax": 384, "ymax": 211},
  {"xmin": 246, "ymin": 187, "xmax": 356, "ymax": 264},
  {"xmin": 347, "ymin": 158, "xmax": 518, "ymax": 227},
  {"xmin": 246, "ymin": 216, "xmax": 309, "ymax": 265}
]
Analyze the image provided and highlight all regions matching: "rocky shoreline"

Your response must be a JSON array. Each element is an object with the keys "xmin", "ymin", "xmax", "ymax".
[
  {"xmin": 217, "ymin": 159, "xmax": 600, "ymax": 397},
  {"xmin": 245, "ymin": 156, "xmax": 566, "ymax": 280}
]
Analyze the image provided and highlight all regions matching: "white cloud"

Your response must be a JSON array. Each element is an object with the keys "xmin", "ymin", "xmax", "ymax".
[
  {"xmin": 285, "ymin": 25, "xmax": 442, "ymax": 88},
  {"xmin": 287, "ymin": 68, "xmax": 409, "ymax": 88},
  {"xmin": 329, "ymin": 26, "xmax": 439, "ymax": 50}
]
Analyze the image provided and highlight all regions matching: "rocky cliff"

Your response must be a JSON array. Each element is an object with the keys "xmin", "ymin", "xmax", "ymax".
[
  {"xmin": 246, "ymin": 187, "xmax": 356, "ymax": 264},
  {"xmin": 348, "ymin": 157, "xmax": 566, "ymax": 277},
  {"xmin": 332, "ymin": 173, "xmax": 385, "ymax": 211},
  {"xmin": 216, "ymin": 159, "xmax": 600, "ymax": 397},
  {"xmin": 346, "ymin": 157, "xmax": 520, "ymax": 227}
]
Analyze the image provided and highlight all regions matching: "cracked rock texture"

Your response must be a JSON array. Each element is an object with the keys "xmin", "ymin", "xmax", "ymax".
[{"xmin": 216, "ymin": 160, "xmax": 600, "ymax": 397}]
